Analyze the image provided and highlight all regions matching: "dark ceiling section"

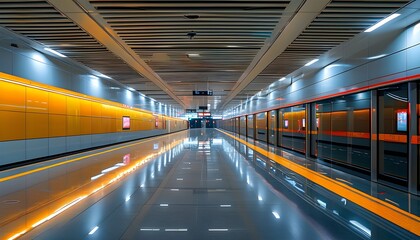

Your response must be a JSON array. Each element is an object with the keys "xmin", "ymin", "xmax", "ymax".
[
  {"xmin": 229, "ymin": 0, "xmax": 411, "ymax": 109},
  {"xmin": 90, "ymin": 0, "xmax": 289, "ymax": 109},
  {"xmin": 0, "ymin": 1, "xmax": 151, "ymax": 96}
]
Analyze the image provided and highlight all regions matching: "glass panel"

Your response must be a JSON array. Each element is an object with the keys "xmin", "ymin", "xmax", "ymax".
[
  {"xmin": 256, "ymin": 112, "xmax": 267, "ymax": 142},
  {"xmin": 316, "ymin": 92, "xmax": 371, "ymax": 170},
  {"xmin": 279, "ymin": 105, "xmax": 306, "ymax": 153},
  {"xmin": 268, "ymin": 110, "xmax": 277, "ymax": 145},
  {"xmin": 378, "ymin": 84, "xmax": 408, "ymax": 183},
  {"xmin": 240, "ymin": 116, "xmax": 247, "ymax": 136},
  {"xmin": 247, "ymin": 115, "xmax": 254, "ymax": 139}
]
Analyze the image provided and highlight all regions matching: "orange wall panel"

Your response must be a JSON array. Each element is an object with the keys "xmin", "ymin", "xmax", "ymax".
[
  {"xmin": 80, "ymin": 117, "xmax": 92, "ymax": 135},
  {"xmin": 91, "ymin": 102, "xmax": 101, "ymax": 117},
  {"xmin": 26, "ymin": 113, "xmax": 48, "ymax": 139},
  {"xmin": 49, "ymin": 114, "xmax": 66, "ymax": 137},
  {"xmin": 80, "ymin": 99, "xmax": 92, "ymax": 116},
  {"xmin": 0, "ymin": 81, "xmax": 25, "ymax": 112},
  {"xmin": 67, "ymin": 115, "xmax": 80, "ymax": 136},
  {"xmin": 66, "ymin": 97, "xmax": 80, "ymax": 116},
  {"xmin": 0, "ymin": 110, "xmax": 25, "ymax": 141},
  {"xmin": 49, "ymin": 92, "xmax": 66, "ymax": 115},
  {"xmin": 91, "ymin": 117, "xmax": 102, "ymax": 134},
  {"xmin": 26, "ymin": 87, "xmax": 48, "ymax": 113}
]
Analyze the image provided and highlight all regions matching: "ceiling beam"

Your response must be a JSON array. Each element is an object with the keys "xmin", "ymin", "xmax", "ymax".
[
  {"xmin": 222, "ymin": 0, "xmax": 331, "ymax": 108},
  {"xmin": 47, "ymin": 0, "xmax": 187, "ymax": 109}
]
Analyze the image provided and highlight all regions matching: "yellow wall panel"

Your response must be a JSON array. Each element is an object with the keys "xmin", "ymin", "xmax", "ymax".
[
  {"xmin": 67, "ymin": 115, "xmax": 80, "ymax": 136},
  {"xmin": 49, "ymin": 92, "xmax": 66, "ymax": 115},
  {"xmin": 66, "ymin": 97, "xmax": 80, "ymax": 116},
  {"xmin": 26, "ymin": 113, "xmax": 48, "ymax": 139},
  {"xmin": 80, "ymin": 117, "xmax": 92, "ymax": 135},
  {"xmin": 0, "ymin": 110, "xmax": 25, "ymax": 141},
  {"xmin": 116, "ymin": 118, "xmax": 122, "ymax": 132},
  {"xmin": 91, "ymin": 117, "xmax": 102, "ymax": 134},
  {"xmin": 49, "ymin": 114, "xmax": 66, "ymax": 137},
  {"xmin": 26, "ymin": 87, "xmax": 48, "ymax": 113},
  {"xmin": 80, "ymin": 99, "xmax": 92, "ymax": 116},
  {"xmin": 0, "ymin": 81, "xmax": 25, "ymax": 112}
]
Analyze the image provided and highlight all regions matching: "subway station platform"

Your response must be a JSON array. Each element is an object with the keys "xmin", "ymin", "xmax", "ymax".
[{"xmin": 0, "ymin": 129, "xmax": 418, "ymax": 240}]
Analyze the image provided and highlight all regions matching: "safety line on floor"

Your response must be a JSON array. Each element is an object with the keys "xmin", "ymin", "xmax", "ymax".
[
  {"xmin": 217, "ymin": 129, "xmax": 420, "ymax": 236},
  {"xmin": 0, "ymin": 131, "xmax": 183, "ymax": 183}
]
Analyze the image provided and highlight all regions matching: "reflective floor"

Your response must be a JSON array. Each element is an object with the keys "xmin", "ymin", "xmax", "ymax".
[{"xmin": 0, "ymin": 129, "xmax": 418, "ymax": 240}]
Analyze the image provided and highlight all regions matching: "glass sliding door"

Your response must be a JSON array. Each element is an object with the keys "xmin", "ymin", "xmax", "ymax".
[
  {"xmin": 278, "ymin": 105, "xmax": 306, "ymax": 153},
  {"xmin": 378, "ymin": 83, "xmax": 408, "ymax": 185},
  {"xmin": 268, "ymin": 110, "xmax": 277, "ymax": 145},
  {"xmin": 256, "ymin": 112, "xmax": 268, "ymax": 142},
  {"xmin": 240, "ymin": 116, "xmax": 247, "ymax": 136},
  {"xmin": 247, "ymin": 115, "xmax": 255, "ymax": 139}
]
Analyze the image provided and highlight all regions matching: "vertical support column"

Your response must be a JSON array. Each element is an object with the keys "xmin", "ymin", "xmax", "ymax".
[
  {"xmin": 371, "ymin": 90, "xmax": 378, "ymax": 182},
  {"xmin": 408, "ymin": 82, "xmax": 418, "ymax": 194},
  {"xmin": 309, "ymin": 103, "xmax": 317, "ymax": 158},
  {"xmin": 305, "ymin": 103, "xmax": 311, "ymax": 159}
]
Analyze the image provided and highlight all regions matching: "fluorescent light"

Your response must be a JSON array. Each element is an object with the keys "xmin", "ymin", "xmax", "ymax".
[
  {"xmin": 367, "ymin": 54, "xmax": 386, "ymax": 60},
  {"xmin": 140, "ymin": 228, "xmax": 160, "ymax": 231},
  {"xmin": 187, "ymin": 53, "xmax": 200, "ymax": 57},
  {"xmin": 88, "ymin": 226, "xmax": 99, "ymax": 235},
  {"xmin": 227, "ymin": 45, "xmax": 239, "ymax": 48},
  {"xmin": 165, "ymin": 229, "xmax": 188, "ymax": 232},
  {"xmin": 125, "ymin": 196, "xmax": 131, "ymax": 202},
  {"xmin": 220, "ymin": 204, "xmax": 231, "ymax": 208},
  {"xmin": 365, "ymin": 14, "xmax": 400, "ymax": 32},
  {"xmin": 304, "ymin": 59, "xmax": 319, "ymax": 66},
  {"xmin": 109, "ymin": 87, "xmax": 120, "ymax": 90},
  {"xmin": 208, "ymin": 229, "xmax": 229, "ymax": 232},
  {"xmin": 278, "ymin": 77, "xmax": 286, "ymax": 82},
  {"xmin": 128, "ymin": 87, "xmax": 136, "ymax": 91},
  {"xmin": 44, "ymin": 48, "xmax": 67, "ymax": 57},
  {"xmin": 160, "ymin": 203, "xmax": 169, "ymax": 207},
  {"xmin": 258, "ymin": 196, "xmax": 263, "ymax": 201},
  {"xmin": 272, "ymin": 211, "xmax": 280, "ymax": 219}
]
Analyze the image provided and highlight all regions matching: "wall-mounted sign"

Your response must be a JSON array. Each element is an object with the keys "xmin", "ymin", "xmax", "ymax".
[
  {"xmin": 193, "ymin": 90, "xmax": 213, "ymax": 96},
  {"xmin": 122, "ymin": 116, "xmax": 130, "ymax": 130},
  {"xmin": 186, "ymin": 109, "xmax": 197, "ymax": 113},
  {"xmin": 198, "ymin": 112, "xmax": 211, "ymax": 117},
  {"xmin": 198, "ymin": 106, "xmax": 208, "ymax": 110}
]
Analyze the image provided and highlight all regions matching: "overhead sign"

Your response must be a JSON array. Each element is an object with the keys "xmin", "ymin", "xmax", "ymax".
[
  {"xmin": 186, "ymin": 109, "xmax": 197, "ymax": 113},
  {"xmin": 198, "ymin": 106, "xmax": 208, "ymax": 110},
  {"xmin": 198, "ymin": 112, "xmax": 211, "ymax": 117},
  {"xmin": 193, "ymin": 90, "xmax": 213, "ymax": 96}
]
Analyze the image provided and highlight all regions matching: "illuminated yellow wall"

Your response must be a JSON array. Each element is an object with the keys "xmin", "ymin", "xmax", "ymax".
[{"xmin": 0, "ymin": 72, "xmax": 187, "ymax": 142}]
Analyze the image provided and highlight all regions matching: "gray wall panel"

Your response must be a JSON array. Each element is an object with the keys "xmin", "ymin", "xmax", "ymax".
[
  {"xmin": 66, "ymin": 136, "xmax": 81, "ymax": 152},
  {"xmin": 80, "ymin": 135, "xmax": 92, "ymax": 149},
  {"xmin": 407, "ymin": 44, "xmax": 420, "ymax": 70},
  {"xmin": 26, "ymin": 138, "xmax": 49, "ymax": 160},
  {"xmin": 0, "ymin": 47, "xmax": 12, "ymax": 74},
  {"xmin": 0, "ymin": 140, "xmax": 25, "ymax": 165},
  {"xmin": 48, "ymin": 137, "xmax": 67, "ymax": 156}
]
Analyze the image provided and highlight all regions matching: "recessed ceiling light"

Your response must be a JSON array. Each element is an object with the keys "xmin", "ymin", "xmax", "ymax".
[
  {"xmin": 187, "ymin": 53, "xmax": 200, "ymax": 57},
  {"xmin": 365, "ymin": 13, "xmax": 400, "ymax": 33},
  {"xmin": 278, "ymin": 77, "xmax": 286, "ymax": 82},
  {"xmin": 227, "ymin": 45, "xmax": 239, "ymax": 48}
]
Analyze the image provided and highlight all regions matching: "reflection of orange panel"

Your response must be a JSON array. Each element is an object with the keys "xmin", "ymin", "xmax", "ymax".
[
  {"xmin": 66, "ymin": 97, "xmax": 80, "ymax": 116},
  {"xmin": 91, "ymin": 102, "xmax": 101, "ymax": 117},
  {"xmin": 80, "ymin": 100, "xmax": 91, "ymax": 116},
  {"xmin": 0, "ymin": 110, "xmax": 25, "ymax": 141},
  {"xmin": 80, "ymin": 117, "xmax": 92, "ymax": 135},
  {"xmin": 49, "ymin": 92, "xmax": 66, "ymax": 114},
  {"xmin": 67, "ymin": 115, "xmax": 80, "ymax": 136},
  {"xmin": 49, "ymin": 114, "xmax": 66, "ymax": 137},
  {"xmin": 0, "ymin": 81, "xmax": 26, "ymax": 112},
  {"xmin": 27, "ymin": 113, "xmax": 48, "ymax": 139},
  {"xmin": 91, "ymin": 117, "xmax": 102, "ymax": 134},
  {"xmin": 26, "ymin": 87, "xmax": 48, "ymax": 113}
]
